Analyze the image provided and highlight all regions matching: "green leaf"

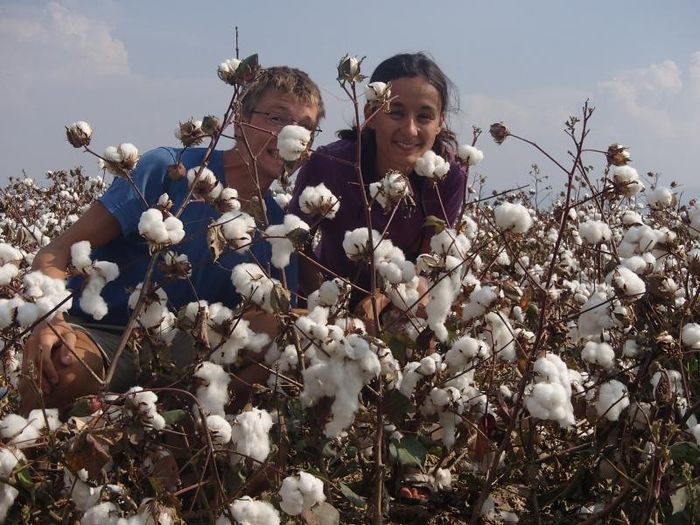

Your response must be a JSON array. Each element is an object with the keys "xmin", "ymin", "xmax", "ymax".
[
  {"xmin": 385, "ymin": 390, "xmax": 411, "ymax": 427},
  {"xmin": 339, "ymin": 482, "xmax": 366, "ymax": 508},
  {"xmin": 424, "ymin": 215, "xmax": 446, "ymax": 233},
  {"xmin": 162, "ymin": 409, "xmax": 187, "ymax": 426},
  {"xmin": 15, "ymin": 467, "xmax": 33, "ymax": 491},
  {"xmin": 389, "ymin": 436, "xmax": 427, "ymax": 467},
  {"xmin": 670, "ymin": 442, "xmax": 700, "ymax": 465}
]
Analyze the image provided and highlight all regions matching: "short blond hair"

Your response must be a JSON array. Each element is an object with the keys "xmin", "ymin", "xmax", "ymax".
[{"xmin": 240, "ymin": 66, "xmax": 325, "ymax": 123}]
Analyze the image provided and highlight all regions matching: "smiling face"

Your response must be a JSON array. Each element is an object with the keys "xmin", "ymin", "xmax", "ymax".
[
  {"xmin": 366, "ymin": 75, "xmax": 444, "ymax": 177},
  {"xmin": 236, "ymin": 89, "xmax": 320, "ymax": 180}
]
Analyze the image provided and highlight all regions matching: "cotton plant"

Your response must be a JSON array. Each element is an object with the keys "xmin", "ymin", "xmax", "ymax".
[
  {"xmin": 70, "ymin": 241, "xmax": 120, "ymax": 320},
  {"xmin": 264, "ymin": 213, "xmax": 310, "ymax": 268},
  {"xmin": 298, "ymin": 183, "xmax": 340, "ymax": 219}
]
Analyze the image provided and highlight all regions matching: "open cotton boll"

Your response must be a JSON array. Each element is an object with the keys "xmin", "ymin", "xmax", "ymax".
[
  {"xmin": 691, "ymin": 424, "xmax": 700, "ymax": 446},
  {"xmin": 138, "ymin": 209, "xmax": 185, "ymax": 246},
  {"xmin": 186, "ymin": 166, "xmax": 219, "ymax": 199},
  {"xmin": 277, "ymin": 125, "xmax": 312, "ymax": 162},
  {"xmin": 494, "ymin": 202, "xmax": 533, "ymax": 233},
  {"xmin": 205, "ymin": 415, "xmax": 232, "ymax": 445},
  {"xmin": 298, "ymin": 183, "xmax": 340, "ymax": 219},
  {"xmin": 194, "ymin": 361, "xmax": 230, "ymax": 416},
  {"xmin": 581, "ymin": 341, "xmax": 616, "ymax": 369},
  {"xmin": 576, "ymin": 290, "xmax": 616, "ymax": 339},
  {"xmin": 365, "ymin": 81, "xmax": 390, "ymax": 101},
  {"xmin": 18, "ymin": 271, "xmax": 72, "ymax": 327},
  {"xmin": 27, "ymin": 408, "xmax": 61, "ymax": 432},
  {"xmin": 230, "ymin": 407, "xmax": 274, "ymax": 464},
  {"xmin": 279, "ymin": 471, "xmax": 326, "ymax": 515},
  {"xmin": 213, "ymin": 211, "xmax": 256, "ymax": 253},
  {"xmin": 264, "ymin": 214, "xmax": 310, "ymax": 269},
  {"xmin": 524, "ymin": 354, "xmax": 575, "ymax": 427},
  {"xmin": 485, "ymin": 312, "xmax": 516, "ymax": 361},
  {"xmin": 80, "ymin": 501, "xmax": 121, "ymax": 525},
  {"xmin": 647, "ymin": 186, "xmax": 674, "ymax": 209},
  {"xmin": 682, "ymin": 323, "xmax": 700, "ymax": 349},
  {"xmin": 457, "ymin": 144, "xmax": 484, "ymax": 166},
  {"xmin": 606, "ymin": 266, "xmax": 646, "ymax": 299},
  {"xmin": 0, "ymin": 244, "xmax": 22, "ymax": 285},
  {"xmin": 0, "ymin": 447, "xmax": 25, "ymax": 523},
  {"xmin": 595, "ymin": 379, "xmax": 629, "ymax": 421},
  {"xmin": 611, "ymin": 165, "xmax": 644, "ymax": 197},
  {"xmin": 216, "ymin": 497, "xmax": 280, "ymax": 525},
  {"xmin": 430, "ymin": 229, "xmax": 470, "ymax": 258},
  {"xmin": 71, "ymin": 240, "xmax": 93, "ymax": 270},
  {"xmin": 445, "ymin": 335, "xmax": 490, "ymax": 371},
  {"xmin": 343, "ymin": 227, "xmax": 380, "ymax": 261},
  {"xmin": 0, "ymin": 414, "xmax": 40, "ymax": 447},
  {"xmin": 124, "ymin": 387, "xmax": 166, "ymax": 431},
  {"xmin": 103, "ymin": 143, "xmax": 139, "ymax": 174},
  {"xmin": 369, "ymin": 170, "xmax": 411, "ymax": 211},
  {"xmin": 231, "ymin": 263, "xmax": 280, "ymax": 313},
  {"xmin": 414, "ymin": 150, "xmax": 450, "ymax": 180},
  {"xmin": 579, "ymin": 220, "xmax": 612, "ymax": 244},
  {"xmin": 462, "ymin": 285, "xmax": 500, "ymax": 321}
]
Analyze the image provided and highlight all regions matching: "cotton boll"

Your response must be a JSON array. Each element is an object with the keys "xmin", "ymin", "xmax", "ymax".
[
  {"xmin": 414, "ymin": 150, "xmax": 450, "ymax": 180},
  {"xmin": 220, "ymin": 497, "xmax": 280, "ymax": 525},
  {"xmin": 230, "ymin": 408, "xmax": 274, "ymax": 464},
  {"xmin": 213, "ymin": 211, "xmax": 256, "ymax": 253},
  {"xmin": 81, "ymin": 502, "xmax": 121, "ymax": 525},
  {"xmin": 365, "ymin": 81, "xmax": 390, "ymax": 101},
  {"xmin": 0, "ymin": 414, "xmax": 40, "ymax": 447},
  {"xmin": 279, "ymin": 471, "xmax": 326, "ymax": 515},
  {"xmin": 445, "ymin": 336, "xmax": 489, "ymax": 371},
  {"xmin": 485, "ymin": 312, "xmax": 516, "ymax": 361},
  {"xmin": 647, "ymin": 186, "xmax": 674, "ymax": 209},
  {"xmin": 457, "ymin": 144, "xmax": 484, "ymax": 166},
  {"xmin": 277, "ymin": 125, "xmax": 311, "ymax": 162},
  {"xmin": 264, "ymin": 214, "xmax": 310, "ymax": 269},
  {"xmin": 0, "ymin": 447, "xmax": 24, "ymax": 523},
  {"xmin": 342, "ymin": 227, "xmax": 379, "ymax": 261},
  {"xmin": 298, "ymin": 183, "xmax": 340, "ymax": 219},
  {"xmin": 205, "ymin": 415, "xmax": 232, "ymax": 445},
  {"xmin": 27, "ymin": 408, "xmax": 61, "ymax": 432},
  {"xmin": 682, "ymin": 323, "xmax": 700, "ymax": 349},
  {"xmin": 606, "ymin": 266, "xmax": 646, "ymax": 300},
  {"xmin": 494, "ymin": 202, "xmax": 533, "ymax": 233},
  {"xmin": 194, "ymin": 361, "xmax": 230, "ymax": 416},
  {"xmin": 124, "ymin": 387, "xmax": 166, "ymax": 431},
  {"xmin": 231, "ymin": 263, "xmax": 279, "ymax": 313},
  {"xmin": 579, "ymin": 220, "xmax": 612, "ymax": 244},
  {"xmin": 623, "ymin": 339, "xmax": 641, "ymax": 357},
  {"xmin": 524, "ymin": 354, "xmax": 575, "ymax": 427},
  {"xmin": 576, "ymin": 291, "xmax": 616, "ymax": 339},
  {"xmin": 430, "ymin": 229, "xmax": 470, "ymax": 258},
  {"xmin": 690, "ymin": 424, "xmax": 700, "ymax": 446},
  {"xmin": 186, "ymin": 166, "xmax": 219, "ymax": 199},
  {"xmin": 611, "ymin": 165, "xmax": 644, "ymax": 197},
  {"xmin": 581, "ymin": 341, "xmax": 616, "ymax": 369},
  {"xmin": 594, "ymin": 379, "xmax": 629, "ymax": 421}
]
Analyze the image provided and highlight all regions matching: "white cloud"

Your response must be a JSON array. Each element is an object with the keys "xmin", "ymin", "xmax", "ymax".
[{"xmin": 0, "ymin": 1, "xmax": 128, "ymax": 81}]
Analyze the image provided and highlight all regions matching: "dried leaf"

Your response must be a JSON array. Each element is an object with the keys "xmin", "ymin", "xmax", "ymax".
[{"xmin": 207, "ymin": 224, "xmax": 227, "ymax": 262}]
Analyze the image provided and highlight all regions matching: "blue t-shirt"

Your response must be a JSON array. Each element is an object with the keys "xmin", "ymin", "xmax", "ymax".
[{"xmin": 68, "ymin": 147, "xmax": 296, "ymax": 325}]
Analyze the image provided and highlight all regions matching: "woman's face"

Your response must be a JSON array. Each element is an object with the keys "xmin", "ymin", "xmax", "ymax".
[{"xmin": 366, "ymin": 75, "xmax": 444, "ymax": 176}]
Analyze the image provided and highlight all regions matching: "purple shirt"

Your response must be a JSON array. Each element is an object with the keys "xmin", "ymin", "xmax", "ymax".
[{"xmin": 288, "ymin": 139, "xmax": 466, "ymax": 297}]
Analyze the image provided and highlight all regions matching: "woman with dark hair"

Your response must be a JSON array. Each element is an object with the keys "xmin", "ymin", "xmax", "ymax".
[{"xmin": 289, "ymin": 52, "xmax": 466, "ymax": 306}]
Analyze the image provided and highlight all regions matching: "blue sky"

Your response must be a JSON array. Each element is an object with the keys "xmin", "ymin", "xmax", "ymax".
[{"xmin": 2, "ymin": 0, "xmax": 699, "ymax": 198}]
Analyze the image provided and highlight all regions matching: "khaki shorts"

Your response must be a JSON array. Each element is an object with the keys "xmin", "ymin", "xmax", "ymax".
[{"xmin": 67, "ymin": 317, "xmax": 196, "ymax": 393}]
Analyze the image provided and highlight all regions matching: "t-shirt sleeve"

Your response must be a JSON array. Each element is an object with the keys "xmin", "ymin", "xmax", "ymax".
[{"xmin": 99, "ymin": 147, "xmax": 176, "ymax": 235}]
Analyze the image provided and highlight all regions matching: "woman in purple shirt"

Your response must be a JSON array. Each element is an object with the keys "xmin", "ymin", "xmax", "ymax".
[{"xmin": 289, "ymin": 53, "xmax": 466, "ymax": 307}]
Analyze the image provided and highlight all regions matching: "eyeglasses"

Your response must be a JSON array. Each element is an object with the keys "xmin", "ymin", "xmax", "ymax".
[{"xmin": 251, "ymin": 110, "xmax": 322, "ymax": 135}]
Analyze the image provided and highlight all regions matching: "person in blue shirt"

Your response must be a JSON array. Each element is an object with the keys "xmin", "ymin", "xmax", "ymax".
[{"xmin": 20, "ymin": 66, "xmax": 324, "ymax": 411}]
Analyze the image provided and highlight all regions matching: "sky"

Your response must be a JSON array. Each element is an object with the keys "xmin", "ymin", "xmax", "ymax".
[{"xmin": 1, "ymin": 0, "xmax": 699, "ymax": 200}]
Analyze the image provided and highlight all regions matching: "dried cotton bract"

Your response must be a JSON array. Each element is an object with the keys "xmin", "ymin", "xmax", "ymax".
[
  {"xmin": 277, "ymin": 125, "xmax": 312, "ymax": 162},
  {"xmin": 414, "ymin": 150, "xmax": 450, "ymax": 181}
]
